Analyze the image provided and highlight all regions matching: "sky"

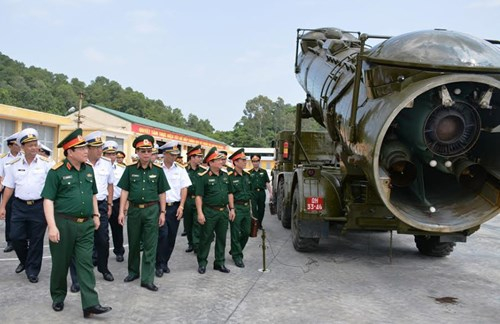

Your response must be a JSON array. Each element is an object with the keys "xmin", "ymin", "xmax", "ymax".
[{"xmin": 1, "ymin": 0, "xmax": 500, "ymax": 131}]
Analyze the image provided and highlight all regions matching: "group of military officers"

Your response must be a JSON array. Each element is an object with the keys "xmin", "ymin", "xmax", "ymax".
[{"xmin": 0, "ymin": 127, "xmax": 272, "ymax": 319}]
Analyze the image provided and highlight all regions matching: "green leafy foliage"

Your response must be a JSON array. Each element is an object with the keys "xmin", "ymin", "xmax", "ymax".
[{"xmin": 0, "ymin": 52, "xmax": 322, "ymax": 147}]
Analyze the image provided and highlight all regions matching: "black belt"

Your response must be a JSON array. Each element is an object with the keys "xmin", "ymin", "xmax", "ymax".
[
  {"xmin": 205, "ymin": 205, "xmax": 226, "ymax": 211},
  {"xmin": 235, "ymin": 200, "xmax": 250, "ymax": 206},
  {"xmin": 57, "ymin": 214, "xmax": 91, "ymax": 223},
  {"xmin": 130, "ymin": 201, "xmax": 158, "ymax": 209},
  {"xmin": 166, "ymin": 201, "xmax": 180, "ymax": 207},
  {"xmin": 16, "ymin": 197, "xmax": 43, "ymax": 206}
]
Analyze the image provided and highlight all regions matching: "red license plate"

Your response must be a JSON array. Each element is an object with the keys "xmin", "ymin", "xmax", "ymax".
[{"xmin": 306, "ymin": 197, "xmax": 324, "ymax": 211}]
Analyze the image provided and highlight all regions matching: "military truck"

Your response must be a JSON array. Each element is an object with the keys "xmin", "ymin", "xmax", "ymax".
[{"xmin": 270, "ymin": 28, "xmax": 500, "ymax": 256}]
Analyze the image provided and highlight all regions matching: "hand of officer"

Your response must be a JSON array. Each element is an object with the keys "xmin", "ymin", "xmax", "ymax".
[
  {"xmin": 175, "ymin": 206, "xmax": 183, "ymax": 220},
  {"xmin": 48, "ymin": 226, "xmax": 60, "ymax": 243},
  {"xmin": 0, "ymin": 207, "xmax": 5, "ymax": 220},
  {"xmin": 159, "ymin": 213, "xmax": 165, "ymax": 227},
  {"xmin": 93, "ymin": 215, "xmax": 100, "ymax": 230},
  {"xmin": 198, "ymin": 213, "xmax": 206, "ymax": 225},
  {"xmin": 229, "ymin": 209, "xmax": 236, "ymax": 222},
  {"xmin": 107, "ymin": 206, "xmax": 112, "ymax": 218},
  {"xmin": 118, "ymin": 212, "xmax": 125, "ymax": 226}
]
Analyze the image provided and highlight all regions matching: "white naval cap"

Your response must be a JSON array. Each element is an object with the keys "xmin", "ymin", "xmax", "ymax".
[
  {"xmin": 84, "ymin": 131, "xmax": 104, "ymax": 147},
  {"xmin": 17, "ymin": 128, "xmax": 39, "ymax": 145},
  {"xmin": 159, "ymin": 140, "xmax": 180, "ymax": 155},
  {"xmin": 6, "ymin": 132, "xmax": 20, "ymax": 145},
  {"xmin": 103, "ymin": 140, "xmax": 118, "ymax": 153}
]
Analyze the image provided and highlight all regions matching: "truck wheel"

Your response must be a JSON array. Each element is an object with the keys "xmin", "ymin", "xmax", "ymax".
[
  {"xmin": 278, "ymin": 179, "xmax": 291, "ymax": 228},
  {"xmin": 291, "ymin": 187, "xmax": 319, "ymax": 252},
  {"xmin": 414, "ymin": 235, "xmax": 455, "ymax": 257}
]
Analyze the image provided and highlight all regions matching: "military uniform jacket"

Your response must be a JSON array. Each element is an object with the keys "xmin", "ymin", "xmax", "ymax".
[
  {"xmin": 249, "ymin": 168, "xmax": 270, "ymax": 189},
  {"xmin": 2, "ymin": 154, "xmax": 52, "ymax": 200},
  {"xmin": 186, "ymin": 164, "xmax": 203, "ymax": 197},
  {"xmin": 89, "ymin": 156, "xmax": 115, "ymax": 201},
  {"xmin": 41, "ymin": 159, "xmax": 98, "ymax": 217},
  {"xmin": 195, "ymin": 169, "xmax": 232, "ymax": 206},
  {"xmin": 228, "ymin": 170, "xmax": 253, "ymax": 201},
  {"xmin": 117, "ymin": 162, "xmax": 170, "ymax": 204}
]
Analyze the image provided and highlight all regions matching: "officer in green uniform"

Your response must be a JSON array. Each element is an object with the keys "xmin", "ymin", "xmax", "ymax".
[
  {"xmin": 41, "ymin": 128, "xmax": 111, "ymax": 318},
  {"xmin": 249, "ymin": 154, "xmax": 272, "ymax": 229},
  {"xmin": 219, "ymin": 150, "xmax": 234, "ymax": 173},
  {"xmin": 228, "ymin": 149, "xmax": 253, "ymax": 268},
  {"xmin": 183, "ymin": 145, "xmax": 204, "ymax": 253},
  {"xmin": 118, "ymin": 135, "xmax": 169, "ymax": 292},
  {"xmin": 195, "ymin": 147, "xmax": 235, "ymax": 274}
]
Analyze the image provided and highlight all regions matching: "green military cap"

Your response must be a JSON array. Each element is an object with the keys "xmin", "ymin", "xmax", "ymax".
[
  {"xmin": 187, "ymin": 145, "xmax": 203, "ymax": 157},
  {"xmin": 228, "ymin": 148, "xmax": 246, "ymax": 162},
  {"xmin": 251, "ymin": 153, "xmax": 261, "ymax": 161},
  {"xmin": 57, "ymin": 128, "xmax": 87, "ymax": 151},
  {"xmin": 203, "ymin": 146, "xmax": 223, "ymax": 164},
  {"xmin": 133, "ymin": 134, "xmax": 154, "ymax": 149},
  {"xmin": 219, "ymin": 150, "xmax": 228, "ymax": 157}
]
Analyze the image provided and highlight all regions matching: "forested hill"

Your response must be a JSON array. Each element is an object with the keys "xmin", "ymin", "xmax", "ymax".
[{"xmin": 0, "ymin": 52, "xmax": 322, "ymax": 147}]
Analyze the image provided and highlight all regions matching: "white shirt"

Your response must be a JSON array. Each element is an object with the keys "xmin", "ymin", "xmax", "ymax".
[
  {"xmin": 163, "ymin": 162, "xmax": 191, "ymax": 203},
  {"xmin": 112, "ymin": 162, "xmax": 126, "ymax": 200},
  {"xmin": 2, "ymin": 155, "xmax": 51, "ymax": 200},
  {"xmin": 89, "ymin": 157, "xmax": 115, "ymax": 201},
  {"xmin": 0, "ymin": 152, "xmax": 24, "ymax": 178}
]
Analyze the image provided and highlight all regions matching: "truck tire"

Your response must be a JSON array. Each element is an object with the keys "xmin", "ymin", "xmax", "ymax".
[
  {"xmin": 278, "ymin": 179, "xmax": 291, "ymax": 228},
  {"xmin": 414, "ymin": 235, "xmax": 455, "ymax": 257},
  {"xmin": 291, "ymin": 187, "xmax": 319, "ymax": 252}
]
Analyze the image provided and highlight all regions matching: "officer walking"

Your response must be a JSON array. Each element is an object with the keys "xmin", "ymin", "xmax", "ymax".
[
  {"xmin": 183, "ymin": 145, "xmax": 204, "ymax": 254},
  {"xmin": 41, "ymin": 128, "xmax": 111, "ymax": 318},
  {"xmin": 0, "ymin": 132, "xmax": 22, "ymax": 253},
  {"xmin": 116, "ymin": 151, "xmax": 126, "ymax": 165},
  {"xmin": 0, "ymin": 128, "xmax": 52, "ymax": 282},
  {"xmin": 102, "ymin": 140, "xmax": 126, "ymax": 262},
  {"xmin": 195, "ymin": 147, "xmax": 235, "ymax": 274},
  {"xmin": 118, "ymin": 135, "xmax": 169, "ymax": 292},
  {"xmin": 249, "ymin": 154, "xmax": 272, "ymax": 229},
  {"xmin": 84, "ymin": 131, "xmax": 115, "ymax": 281},
  {"xmin": 228, "ymin": 149, "xmax": 253, "ymax": 268},
  {"xmin": 155, "ymin": 141, "xmax": 191, "ymax": 277}
]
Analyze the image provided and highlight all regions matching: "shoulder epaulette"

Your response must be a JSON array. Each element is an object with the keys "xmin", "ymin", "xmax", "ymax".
[
  {"xmin": 245, "ymin": 168, "xmax": 253, "ymax": 173},
  {"xmin": 116, "ymin": 162, "xmax": 126, "ymax": 168},
  {"xmin": 198, "ymin": 169, "xmax": 208, "ymax": 176},
  {"xmin": 127, "ymin": 161, "xmax": 138, "ymax": 167},
  {"xmin": 243, "ymin": 170, "xmax": 251, "ymax": 175},
  {"xmin": 101, "ymin": 156, "xmax": 111, "ymax": 162},
  {"xmin": 228, "ymin": 171, "xmax": 234, "ymax": 176},
  {"xmin": 221, "ymin": 168, "xmax": 228, "ymax": 173},
  {"xmin": 39, "ymin": 156, "xmax": 50, "ymax": 162},
  {"xmin": 51, "ymin": 161, "xmax": 64, "ymax": 170},
  {"xmin": 199, "ymin": 165, "xmax": 208, "ymax": 170},
  {"xmin": 174, "ymin": 161, "xmax": 185, "ymax": 168},
  {"xmin": 0, "ymin": 153, "xmax": 7, "ymax": 159},
  {"xmin": 6, "ymin": 157, "xmax": 21, "ymax": 165},
  {"xmin": 85, "ymin": 161, "xmax": 93, "ymax": 167},
  {"xmin": 153, "ymin": 161, "xmax": 163, "ymax": 168}
]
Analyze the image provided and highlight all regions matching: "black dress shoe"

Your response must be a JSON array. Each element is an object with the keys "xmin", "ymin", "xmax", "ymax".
[
  {"xmin": 124, "ymin": 274, "xmax": 140, "ymax": 282},
  {"xmin": 3, "ymin": 243, "xmax": 14, "ymax": 253},
  {"xmin": 70, "ymin": 282, "xmax": 80, "ymax": 293},
  {"xmin": 52, "ymin": 301, "xmax": 64, "ymax": 312},
  {"xmin": 155, "ymin": 268, "xmax": 163, "ymax": 278},
  {"xmin": 198, "ymin": 266, "xmax": 206, "ymax": 274},
  {"xmin": 103, "ymin": 272, "xmax": 114, "ymax": 281},
  {"xmin": 116, "ymin": 254, "xmax": 124, "ymax": 262},
  {"xmin": 234, "ymin": 260, "xmax": 245, "ymax": 268},
  {"xmin": 163, "ymin": 266, "xmax": 170, "ymax": 273},
  {"xmin": 83, "ymin": 304, "xmax": 112, "ymax": 318},
  {"xmin": 28, "ymin": 275, "xmax": 39, "ymax": 283},
  {"xmin": 181, "ymin": 231, "xmax": 187, "ymax": 236},
  {"xmin": 214, "ymin": 265, "xmax": 230, "ymax": 273},
  {"xmin": 140, "ymin": 282, "xmax": 158, "ymax": 291},
  {"xmin": 15, "ymin": 263, "xmax": 25, "ymax": 273},
  {"xmin": 185, "ymin": 245, "xmax": 194, "ymax": 253}
]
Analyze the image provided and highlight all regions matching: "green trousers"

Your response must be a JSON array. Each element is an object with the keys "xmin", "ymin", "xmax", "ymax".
[
  {"xmin": 127, "ymin": 204, "xmax": 159, "ymax": 285},
  {"xmin": 49, "ymin": 216, "xmax": 99, "ymax": 309},
  {"xmin": 183, "ymin": 196, "xmax": 200, "ymax": 250},
  {"xmin": 230, "ymin": 204, "xmax": 251, "ymax": 262},
  {"xmin": 197, "ymin": 207, "xmax": 228, "ymax": 268},
  {"xmin": 252, "ymin": 190, "xmax": 266, "ymax": 225}
]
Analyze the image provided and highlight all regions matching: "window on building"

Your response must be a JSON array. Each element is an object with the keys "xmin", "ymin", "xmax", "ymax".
[
  {"xmin": 0, "ymin": 119, "xmax": 16, "ymax": 153},
  {"xmin": 105, "ymin": 136, "xmax": 124, "ymax": 150},
  {"xmin": 23, "ymin": 123, "xmax": 55, "ymax": 152}
]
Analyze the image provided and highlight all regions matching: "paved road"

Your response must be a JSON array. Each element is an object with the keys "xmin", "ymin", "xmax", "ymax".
[{"xmin": 1, "ymin": 207, "xmax": 499, "ymax": 323}]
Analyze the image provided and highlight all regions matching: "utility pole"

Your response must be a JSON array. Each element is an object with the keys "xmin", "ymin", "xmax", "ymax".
[{"xmin": 77, "ymin": 92, "xmax": 84, "ymax": 128}]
